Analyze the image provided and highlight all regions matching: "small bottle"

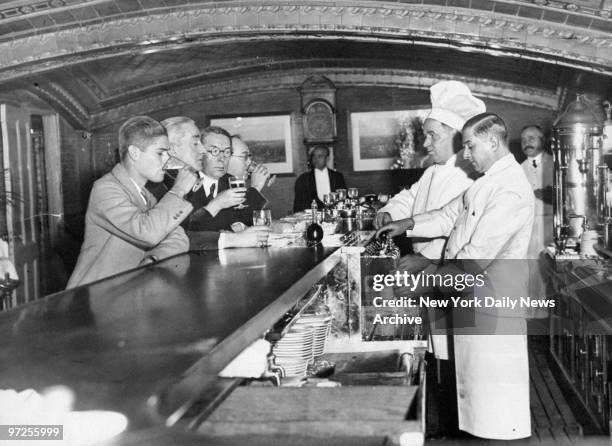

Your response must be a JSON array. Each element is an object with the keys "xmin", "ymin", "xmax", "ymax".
[{"xmin": 306, "ymin": 200, "xmax": 323, "ymax": 246}]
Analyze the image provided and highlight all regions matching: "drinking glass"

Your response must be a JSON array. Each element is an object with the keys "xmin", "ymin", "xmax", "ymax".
[
  {"xmin": 348, "ymin": 187, "xmax": 358, "ymax": 199},
  {"xmin": 163, "ymin": 154, "xmax": 199, "ymax": 176},
  {"xmin": 323, "ymin": 194, "xmax": 333, "ymax": 208},
  {"xmin": 330, "ymin": 191, "xmax": 338, "ymax": 205},
  {"xmin": 252, "ymin": 209, "xmax": 272, "ymax": 227},
  {"xmin": 162, "ymin": 154, "xmax": 201, "ymax": 190},
  {"xmin": 229, "ymin": 175, "xmax": 247, "ymax": 209},
  {"xmin": 253, "ymin": 209, "xmax": 272, "ymax": 248},
  {"xmin": 336, "ymin": 188, "xmax": 347, "ymax": 201}
]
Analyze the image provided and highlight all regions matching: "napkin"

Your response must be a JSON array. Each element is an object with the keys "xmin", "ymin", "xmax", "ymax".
[{"xmin": 218, "ymin": 339, "xmax": 271, "ymax": 378}]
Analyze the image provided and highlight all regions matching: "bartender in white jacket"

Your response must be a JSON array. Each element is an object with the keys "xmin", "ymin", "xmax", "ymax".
[
  {"xmin": 377, "ymin": 113, "xmax": 534, "ymax": 440},
  {"xmin": 375, "ymin": 80, "xmax": 485, "ymax": 361}
]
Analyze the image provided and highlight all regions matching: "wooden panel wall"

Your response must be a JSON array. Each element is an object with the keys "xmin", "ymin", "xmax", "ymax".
[{"xmin": 89, "ymin": 85, "xmax": 555, "ymax": 221}]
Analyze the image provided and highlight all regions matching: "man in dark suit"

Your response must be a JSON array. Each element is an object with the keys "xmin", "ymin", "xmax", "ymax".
[
  {"xmin": 149, "ymin": 119, "xmax": 270, "ymax": 249},
  {"xmin": 293, "ymin": 145, "xmax": 346, "ymax": 212}
]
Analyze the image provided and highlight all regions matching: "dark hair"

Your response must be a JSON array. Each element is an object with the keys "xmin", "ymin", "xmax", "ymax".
[
  {"xmin": 309, "ymin": 145, "xmax": 330, "ymax": 159},
  {"xmin": 201, "ymin": 126, "xmax": 231, "ymax": 141},
  {"xmin": 520, "ymin": 125, "xmax": 544, "ymax": 139},
  {"xmin": 463, "ymin": 113, "xmax": 508, "ymax": 145},
  {"xmin": 118, "ymin": 116, "xmax": 167, "ymax": 161}
]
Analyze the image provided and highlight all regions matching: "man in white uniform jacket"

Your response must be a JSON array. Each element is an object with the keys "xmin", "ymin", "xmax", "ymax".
[
  {"xmin": 377, "ymin": 113, "xmax": 534, "ymax": 440},
  {"xmin": 375, "ymin": 80, "xmax": 485, "ymax": 361}
]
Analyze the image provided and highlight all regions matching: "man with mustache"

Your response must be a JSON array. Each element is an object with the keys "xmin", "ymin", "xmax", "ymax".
[{"xmin": 520, "ymin": 125, "xmax": 553, "ymax": 258}]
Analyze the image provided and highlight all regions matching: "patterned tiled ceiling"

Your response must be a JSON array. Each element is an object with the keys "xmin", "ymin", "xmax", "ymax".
[{"xmin": 0, "ymin": 0, "xmax": 609, "ymax": 129}]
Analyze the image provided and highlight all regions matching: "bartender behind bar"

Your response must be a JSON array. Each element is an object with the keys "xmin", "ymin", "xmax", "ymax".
[
  {"xmin": 374, "ymin": 80, "xmax": 485, "ymax": 437},
  {"xmin": 378, "ymin": 113, "xmax": 534, "ymax": 440}
]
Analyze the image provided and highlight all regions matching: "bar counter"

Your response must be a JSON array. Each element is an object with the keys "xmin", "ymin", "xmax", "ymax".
[{"xmin": 0, "ymin": 245, "xmax": 341, "ymax": 434}]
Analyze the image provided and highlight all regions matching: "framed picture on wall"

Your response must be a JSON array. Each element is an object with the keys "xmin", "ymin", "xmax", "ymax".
[
  {"xmin": 350, "ymin": 109, "xmax": 429, "ymax": 171},
  {"xmin": 210, "ymin": 114, "xmax": 294, "ymax": 174}
]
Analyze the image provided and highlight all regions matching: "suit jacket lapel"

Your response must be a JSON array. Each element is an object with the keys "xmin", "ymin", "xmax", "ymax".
[
  {"xmin": 111, "ymin": 164, "xmax": 150, "ymax": 212},
  {"xmin": 308, "ymin": 171, "xmax": 317, "ymax": 198}
]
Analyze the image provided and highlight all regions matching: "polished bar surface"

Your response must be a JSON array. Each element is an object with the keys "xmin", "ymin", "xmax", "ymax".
[{"xmin": 0, "ymin": 246, "xmax": 340, "ymax": 430}]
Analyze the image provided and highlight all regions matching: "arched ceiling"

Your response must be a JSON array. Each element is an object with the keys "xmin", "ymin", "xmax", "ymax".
[{"xmin": 0, "ymin": 0, "xmax": 609, "ymax": 129}]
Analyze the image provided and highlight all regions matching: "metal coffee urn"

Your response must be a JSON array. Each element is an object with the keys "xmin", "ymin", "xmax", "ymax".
[{"xmin": 552, "ymin": 95, "xmax": 607, "ymax": 254}]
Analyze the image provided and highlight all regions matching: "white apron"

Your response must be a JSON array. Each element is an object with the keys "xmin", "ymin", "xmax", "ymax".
[{"xmin": 454, "ymin": 320, "xmax": 531, "ymax": 439}]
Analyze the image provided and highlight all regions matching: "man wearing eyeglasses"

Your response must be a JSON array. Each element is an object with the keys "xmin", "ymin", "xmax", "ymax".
[
  {"xmin": 150, "ymin": 120, "xmax": 270, "ymax": 249},
  {"xmin": 227, "ymin": 136, "xmax": 273, "ymax": 191}
]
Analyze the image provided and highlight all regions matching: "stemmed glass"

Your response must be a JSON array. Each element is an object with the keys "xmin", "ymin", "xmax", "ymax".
[
  {"xmin": 323, "ymin": 193, "xmax": 333, "ymax": 208},
  {"xmin": 348, "ymin": 188, "xmax": 358, "ymax": 199},
  {"xmin": 329, "ymin": 192, "xmax": 338, "ymax": 206},
  {"xmin": 336, "ymin": 188, "xmax": 347, "ymax": 202},
  {"xmin": 229, "ymin": 175, "xmax": 247, "ymax": 209}
]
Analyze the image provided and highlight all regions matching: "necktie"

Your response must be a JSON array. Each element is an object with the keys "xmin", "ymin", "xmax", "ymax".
[
  {"xmin": 532, "ymin": 159, "xmax": 537, "ymax": 168},
  {"xmin": 208, "ymin": 183, "xmax": 216, "ymax": 198}
]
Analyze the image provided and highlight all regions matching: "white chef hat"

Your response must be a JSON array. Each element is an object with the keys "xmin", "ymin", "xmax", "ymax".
[{"xmin": 427, "ymin": 81, "xmax": 486, "ymax": 131}]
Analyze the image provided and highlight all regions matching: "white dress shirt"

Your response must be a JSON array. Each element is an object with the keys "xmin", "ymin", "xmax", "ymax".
[
  {"xmin": 521, "ymin": 152, "xmax": 553, "ymax": 258},
  {"xmin": 521, "ymin": 152, "xmax": 553, "ymax": 191},
  {"xmin": 380, "ymin": 152, "xmax": 475, "ymax": 259},
  {"xmin": 314, "ymin": 167, "xmax": 331, "ymax": 202},
  {"xmin": 201, "ymin": 174, "xmax": 219, "ymax": 198},
  {"xmin": 407, "ymin": 153, "xmax": 534, "ymax": 260}
]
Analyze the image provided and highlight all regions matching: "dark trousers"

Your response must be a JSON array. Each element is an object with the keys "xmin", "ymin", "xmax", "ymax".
[{"xmin": 425, "ymin": 349, "xmax": 460, "ymax": 438}]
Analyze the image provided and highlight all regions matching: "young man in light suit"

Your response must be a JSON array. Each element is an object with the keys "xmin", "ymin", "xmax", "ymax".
[{"xmin": 67, "ymin": 116, "xmax": 196, "ymax": 289}]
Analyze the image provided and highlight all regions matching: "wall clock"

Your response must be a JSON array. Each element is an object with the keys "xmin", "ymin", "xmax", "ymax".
[{"xmin": 303, "ymin": 99, "xmax": 336, "ymax": 143}]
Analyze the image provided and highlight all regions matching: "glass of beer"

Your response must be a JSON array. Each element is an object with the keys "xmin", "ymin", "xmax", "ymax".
[
  {"xmin": 229, "ymin": 175, "xmax": 247, "ymax": 209},
  {"xmin": 162, "ymin": 154, "xmax": 201, "ymax": 191}
]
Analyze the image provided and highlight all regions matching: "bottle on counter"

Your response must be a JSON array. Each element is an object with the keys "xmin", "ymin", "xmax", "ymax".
[{"xmin": 305, "ymin": 200, "xmax": 323, "ymax": 246}]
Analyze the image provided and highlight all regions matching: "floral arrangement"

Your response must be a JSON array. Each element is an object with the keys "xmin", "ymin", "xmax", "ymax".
[{"xmin": 390, "ymin": 116, "xmax": 427, "ymax": 170}]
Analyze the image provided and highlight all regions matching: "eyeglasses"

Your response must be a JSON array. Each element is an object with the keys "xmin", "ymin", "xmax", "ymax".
[{"xmin": 203, "ymin": 145, "xmax": 232, "ymax": 159}]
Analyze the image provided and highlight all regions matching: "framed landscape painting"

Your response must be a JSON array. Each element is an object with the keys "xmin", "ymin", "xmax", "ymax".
[
  {"xmin": 350, "ymin": 109, "xmax": 429, "ymax": 171},
  {"xmin": 210, "ymin": 114, "xmax": 294, "ymax": 174}
]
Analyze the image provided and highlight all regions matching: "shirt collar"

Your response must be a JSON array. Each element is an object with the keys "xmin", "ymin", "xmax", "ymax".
[
  {"xmin": 527, "ymin": 152, "xmax": 543, "ymax": 165},
  {"xmin": 314, "ymin": 167, "xmax": 328, "ymax": 176},
  {"xmin": 201, "ymin": 173, "xmax": 218, "ymax": 192},
  {"xmin": 441, "ymin": 154, "xmax": 458, "ymax": 168},
  {"xmin": 485, "ymin": 153, "xmax": 515, "ymax": 176}
]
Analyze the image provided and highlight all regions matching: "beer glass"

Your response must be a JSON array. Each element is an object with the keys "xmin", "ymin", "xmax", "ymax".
[{"xmin": 229, "ymin": 175, "xmax": 247, "ymax": 209}]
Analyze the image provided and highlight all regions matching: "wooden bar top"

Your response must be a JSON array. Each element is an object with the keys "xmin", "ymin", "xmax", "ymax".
[{"xmin": 0, "ymin": 246, "xmax": 340, "ymax": 430}]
